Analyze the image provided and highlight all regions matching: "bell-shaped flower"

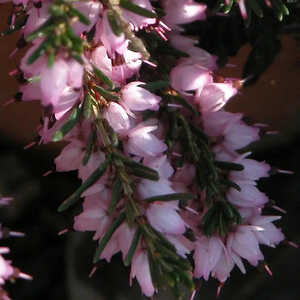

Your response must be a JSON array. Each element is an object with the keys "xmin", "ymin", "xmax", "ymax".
[
  {"xmin": 73, "ymin": 193, "xmax": 112, "ymax": 240},
  {"xmin": 227, "ymin": 225, "xmax": 264, "ymax": 267},
  {"xmin": 230, "ymin": 154, "xmax": 270, "ymax": 181},
  {"xmin": 250, "ymin": 215, "xmax": 285, "ymax": 247},
  {"xmin": 23, "ymin": 2, "xmax": 51, "ymax": 38},
  {"xmin": 227, "ymin": 180, "xmax": 269, "ymax": 208},
  {"xmin": 166, "ymin": 234, "xmax": 194, "ymax": 258},
  {"xmin": 103, "ymin": 102, "xmax": 131, "ymax": 136},
  {"xmin": 194, "ymin": 235, "xmax": 224, "ymax": 280},
  {"xmin": 163, "ymin": 0, "xmax": 207, "ymax": 27},
  {"xmin": 170, "ymin": 63, "xmax": 212, "ymax": 94},
  {"xmin": 72, "ymin": 1, "xmax": 103, "ymax": 35},
  {"xmin": 122, "ymin": 0, "xmax": 156, "ymax": 30},
  {"xmin": 55, "ymin": 139, "xmax": 85, "ymax": 172},
  {"xmin": 130, "ymin": 250, "xmax": 155, "ymax": 297},
  {"xmin": 40, "ymin": 58, "xmax": 69, "ymax": 107},
  {"xmin": 126, "ymin": 122, "xmax": 167, "ymax": 157},
  {"xmin": 121, "ymin": 81, "xmax": 161, "ymax": 112},
  {"xmin": 146, "ymin": 201, "xmax": 186, "ymax": 235},
  {"xmin": 96, "ymin": 10, "xmax": 129, "ymax": 57},
  {"xmin": 195, "ymin": 83, "xmax": 237, "ymax": 113}
]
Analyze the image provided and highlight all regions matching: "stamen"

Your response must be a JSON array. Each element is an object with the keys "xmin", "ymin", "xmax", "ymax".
[{"xmin": 24, "ymin": 141, "xmax": 37, "ymax": 150}]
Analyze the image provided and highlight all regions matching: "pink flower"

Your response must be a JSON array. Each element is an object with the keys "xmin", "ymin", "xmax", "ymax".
[
  {"xmin": 168, "ymin": 33, "xmax": 217, "ymax": 70},
  {"xmin": 73, "ymin": 193, "xmax": 112, "ymax": 240},
  {"xmin": 122, "ymin": 0, "xmax": 156, "ymax": 29},
  {"xmin": 195, "ymin": 83, "xmax": 237, "ymax": 113},
  {"xmin": 90, "ymin": 46, "xmax": 142, "ymax": 85},
  {"xmin": 230, "ymin": 155, "xmax": 270, "ymax": 181},
  {"xmin": 55, "ymin": 139, "xmax": 85, "ymax": 172},
  {"xmin": 166, "ymin": 234, "xmax": 194, "ymax": 257},
  {"xmin": 202, "ymin": 111, "xmax": 260, "ymax": 152},
  {"xmin": 40, "ymin": 58, "xmax": 69, "ymax": 107},
  {"xmin": 194, "ymin": 235, "xmax": 224, "ymax": 280},
  {"xmin": 126, "ymin": 122, "xmax": 167, "ymax": 157},
  {"xmin": 211, "ymin": 251, "xmax": 235, "ymax": 283},
  {"xmin": 103, "ymin": 102, "xmax": 130, "ymax": 136},
  {"xmin": 72, "ymin": 1, "xmax": 103, "ymax": 35},
  {"xmin": 249, "ymin": 215, "xmax": 285, "ymax": 247},
  {"xmin": 130, "ymin": 250, "xmax": 155, "ymax": 297},
  {"xmin": 146, "ymin": 201, "xmax": 186, "ymax": 235},
  {"xmin": 227, "ymin": 180, "xmax": 269, "ymax": 208},
  {"xmin": 170, "ymin": 63, "xmax": 212, "ymax": 94},
  {"xmin": 163, "ymin": 0, "xmax": 207, "ymax": 27},
  {"xmin": 96, "ymin": 10, "xmax": 129, "ymax": 57},
  {"xmin": 23, "ymin": 2, "xmax": 51, "ymax": 38},
  {"xmin": 121, "ymin": 82, "xmax": 161, "ymax": 112},
  {"xmin": 227, "ymin": 225, "xmax": 264, "ymax": 266}
]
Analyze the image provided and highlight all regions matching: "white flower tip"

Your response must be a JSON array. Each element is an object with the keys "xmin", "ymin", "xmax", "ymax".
[
  {"xmin": 58, "ymin": 228, "xmax": 69, "ymax": 236},
  {"xmin": 19, "ymin": 272, "xmax": 33, "ymax": 280},
  {"xmin": 264, "ymin": 264, "xmax": 273, "ymax": 276},
  {"xmin": 9, "ymin": 231, "xmax": 25, "ymax": 238},
  {"xmin": 89, "ymin": 266, "xmax": 98, "ymax": 278}
]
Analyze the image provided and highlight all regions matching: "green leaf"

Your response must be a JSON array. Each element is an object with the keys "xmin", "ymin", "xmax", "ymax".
[
  {"xmin": 166, "ymin": 94, "xmax": 199, "ymax": 116},
  {"xmin": 27, "ymin": 34, "xmax": 54, "ymax": 65},
  {"xmin": 93, "ymin": 65, "xmax": 115, "ymax": 90},
  {"xmin": 120, "ymin": 0, "xmax": 157, "ymax": 18},
  {"xmin": 178, "ymin": 115, "xmax": 200, "ymax": 161},
  {"xmin": 215, "ymin": 160, "xmax": 244, "ymax": 171},
  {"xmin": 69, "ymin": 6, "xmax": 91, "ymax": 25},
  {"xmin": 95, "ymin": 86, "xmax": 120, "ymax": 101},
  {"xmin": 58, "ymin": 159, "xmax": 110, "ymax": 212},
  {"xmin": 25, "ymin": 19, "xmax": 54, "ymax": 42},
  {"xmin": 107, "ymin": 10, "xmax": 123, "ymax": 36},
  {"xmin": 113, "ymin": 152, "xmax": 159, "ymax": 181},
  {"xmin": 138, "ymin": 80, "xmax": 169, "ymax": 92},
  {"xmin": 108, "ymin": 178, "xmax": 122, "ymax": 215},
  {"xmin": 144, "ymin": 193, "xmax": 195, "ymax": 203},
  {"xmin": 124, "ymin": 228, "xmax": 141, "ymax": 266},
  {"xmin": 82, "ymin": 131, "xmax": 95, "ymax": 165},
  {"xmin": 93, "ymin": 212, "xmax": 126, "ymax": 263},
  {"xmin": 53, "ymin": 106, "xmax": 81, "ymax": 142},
  {"xmin": 48, "ymin": 50, "xmax": 56, "ymax": 68}
]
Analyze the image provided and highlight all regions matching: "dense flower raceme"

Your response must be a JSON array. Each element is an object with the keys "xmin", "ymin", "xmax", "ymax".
[{"xmin": 1, "ymin": 0, "xmax": 290, "ymax": 298}]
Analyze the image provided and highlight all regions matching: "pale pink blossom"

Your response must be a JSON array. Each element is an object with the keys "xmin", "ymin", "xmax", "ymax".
[
  {"xmin": 195, "ymin": 83, "xmax": 237, "ymax": 113},
  {"xmin": 40, "ymin": 58, "xmax": 69, "ymax": 107},
  {"xmin": 227, "ymin": 180, "xmax": 269, "ymax": 208},
  {"xmin": 103, "ymin": 102, "xmax": 130, "ymax": 136},
  {"xmin": 168, "ymin": 33, "xmax": 218, "ymax": 70},
  {"xmin": 126, "ymin": 122, "xmax": 167, "ymax": 157},
  {"xmin": 228, "ymin": 225, "xmax": 264, "ymax": 266},
  {"xmin": 72, "ymin": 1, "xmax": 103, "ymax": 35},
  {"xmin": 130, "ymin": 250, "xmax": 155, "ymax": 297},
  {"xmin": 73, "ymin": 193, "xmax": 112, "ymax": 240},
  {"xmin": 121, "ymin": 82, "xmax": 161, "ymax": 112},
  {"xmin": 55, "ymin": 139, "xmax": 85, "ymax": 172},
  {"xmin": 230, "ymin": 155, "xmax": 270, "ymax": 181},
  {"xmin": 146, "ymin": 201, "xmax": 186, "ymax": 235},
  {"xmin": 96, "ymin": 10, "xmax": 129, "ymax": 57},
  {"xmin": 163, "ymin": 0, "xmax": 207, "ymax": 27},
  {"xmin": 170, "ymin": 63, "xmax": 212, "ymax": 94},
  {"xmin": 122, "ymin": 0, "xmax": 156, "ymax": 29},
  {"xmin": 194, "ymin": 235, "xmax": 224, "ymax": 280},
  {"xmin": 249, "ymin": 215, "xmax": 284, "ymax": 247}
]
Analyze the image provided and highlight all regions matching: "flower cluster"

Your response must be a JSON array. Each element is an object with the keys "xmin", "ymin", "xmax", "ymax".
[{"xmin": 1, "ymin": 0, "xmax": 291, "ymax": 298}]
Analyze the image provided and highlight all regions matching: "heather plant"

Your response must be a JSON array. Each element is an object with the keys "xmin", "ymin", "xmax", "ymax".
[{"xmin": 0, "ymin": 0, "xmax": 298, "ymax": 299}]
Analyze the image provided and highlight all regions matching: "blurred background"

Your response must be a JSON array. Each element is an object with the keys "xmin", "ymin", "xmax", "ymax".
[{"xmin": 0, "ymin": 2, "xmax": 299, "ymax": 300}]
